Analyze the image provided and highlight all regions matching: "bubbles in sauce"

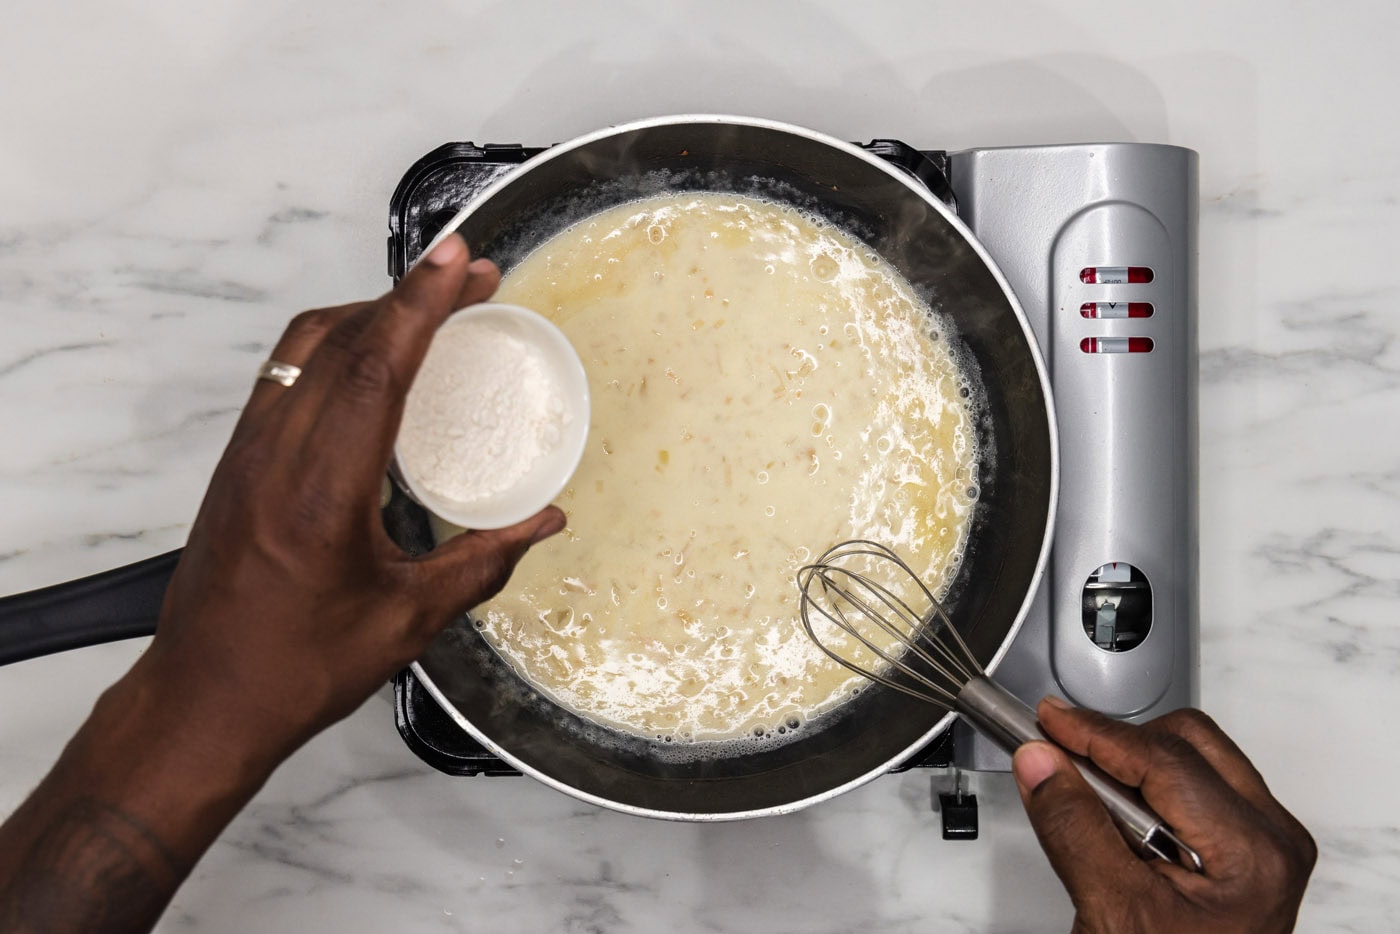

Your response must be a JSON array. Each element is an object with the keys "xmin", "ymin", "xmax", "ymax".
[{"xmin": 434, "ymin": 193, "xmax": 979, "ymax": 747}]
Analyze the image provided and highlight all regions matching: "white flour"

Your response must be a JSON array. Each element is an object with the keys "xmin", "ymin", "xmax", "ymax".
[{"xmin": 400, "ymin": 317, "xmax": 570, "ymax": 504}]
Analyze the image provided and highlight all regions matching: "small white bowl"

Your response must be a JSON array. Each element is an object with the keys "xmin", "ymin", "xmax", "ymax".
[{"xmin": 394, "ymin": 303, "xmax": 590, "ymax": 530}]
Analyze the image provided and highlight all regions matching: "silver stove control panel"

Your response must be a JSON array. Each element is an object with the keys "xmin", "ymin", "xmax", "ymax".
[{"xmin": 947, "ymin": 144, "xmax": 1199, "ymax": 771}]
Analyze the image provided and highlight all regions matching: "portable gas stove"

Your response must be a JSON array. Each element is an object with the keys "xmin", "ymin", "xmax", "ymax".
[{"xmin": 386, "ymin": 137, "xmax": 1198, "ymax": 837}]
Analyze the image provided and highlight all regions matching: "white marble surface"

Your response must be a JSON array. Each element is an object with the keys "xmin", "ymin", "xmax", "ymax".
[{"xmin": 2, "ymin": 0, "xmax": 1397, "ymax": 930}]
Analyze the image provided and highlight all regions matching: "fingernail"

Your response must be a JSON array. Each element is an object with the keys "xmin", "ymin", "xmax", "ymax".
[
  {"xmin": 424, "ymin": 232, "xmax": 466, "ymax": 267},
  {"xmin": 468, "ymin": 257, "xmax": 496, "ymax": 275},
  {"xmin": 528, "ymin": 509, "xmax": 567, "ymax": 545},
  {"xmin": 1042, "ymin": 694, "xmax": 1072, "ymax": 710},
  {"xmin": 1013, "ymin": 742, "xmax": 1058, "ymax": 792}
]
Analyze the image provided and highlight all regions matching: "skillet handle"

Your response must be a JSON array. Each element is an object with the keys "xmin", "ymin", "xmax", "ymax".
[{"xmin": 0, "ymin": 549, "xmax": 179, "ymax": 666}]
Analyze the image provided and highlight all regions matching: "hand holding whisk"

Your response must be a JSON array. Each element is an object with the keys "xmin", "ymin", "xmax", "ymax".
[{"xmin": 797, "ymin": 540, "xmax": 1202, "ymax": 873}]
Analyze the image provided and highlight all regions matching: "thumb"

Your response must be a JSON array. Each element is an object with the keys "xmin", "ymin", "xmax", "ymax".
[
  {"xmin": 414, "ymin": 506, "xmax": 568, "ymax": 621},
  {"xmin": 1013, "ymin": 741, "xmax": 1149, "ymax": 906}
]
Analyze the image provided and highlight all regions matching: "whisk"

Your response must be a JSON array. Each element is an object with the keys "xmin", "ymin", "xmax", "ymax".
[{"xmin": 798, "ymin": 540, "xmax": 1203, "ymax": 873}]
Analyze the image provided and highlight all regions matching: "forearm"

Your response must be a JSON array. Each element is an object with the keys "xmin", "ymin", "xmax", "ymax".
[{"xmin": 0, "ymin": 658, "xmax": 280, "ymax": 933}]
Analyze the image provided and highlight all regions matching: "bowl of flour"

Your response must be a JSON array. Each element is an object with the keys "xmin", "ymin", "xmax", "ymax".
[{"xmin": 395, "ymin": 303, "xmax": 590, "ymax": 529}]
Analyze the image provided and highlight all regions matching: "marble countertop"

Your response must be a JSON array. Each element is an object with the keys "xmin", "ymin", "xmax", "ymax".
[{"xmin": 2, "ymin": 0, "xmax": 1397, "ymax": 930}]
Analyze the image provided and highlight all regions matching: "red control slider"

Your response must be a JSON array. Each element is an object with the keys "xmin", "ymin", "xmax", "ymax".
[
  {"xmin": 1080, "ymin": 266, "xmax": 1154, "ymax": 284},
  {"xmin": 1081, "ymin": 302, "xmax": 1153, "ymax": 319},
  {"xmin": 1080, "ymin": 337, "xmax": 1154, "ymax": 354}
]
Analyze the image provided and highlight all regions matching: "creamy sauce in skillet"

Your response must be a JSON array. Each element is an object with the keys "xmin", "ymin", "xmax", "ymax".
[{"xmin": 433, "ymin": 193, "xmax": 979, "ymax": 744}]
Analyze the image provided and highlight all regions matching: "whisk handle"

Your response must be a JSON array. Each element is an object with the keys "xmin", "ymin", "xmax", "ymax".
[{"xmin": 955, "ymin": 677, "xmax": 1203, "ymax": 873}]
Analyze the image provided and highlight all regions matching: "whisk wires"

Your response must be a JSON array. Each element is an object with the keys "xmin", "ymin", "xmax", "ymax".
[{"xmin": 797, "ymin": 540, "xmax": 983, "ymax": 709}]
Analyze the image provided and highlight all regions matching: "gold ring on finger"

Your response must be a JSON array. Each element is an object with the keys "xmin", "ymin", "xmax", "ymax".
[{"xmin": 256, "ymin": 359, "xmax": 302, "ymax": 388}]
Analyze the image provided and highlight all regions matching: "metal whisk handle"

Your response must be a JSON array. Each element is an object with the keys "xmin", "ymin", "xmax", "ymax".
[{"xmin": 955, "ymin": 677, "xmax": 1204, "ymax": 873}]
